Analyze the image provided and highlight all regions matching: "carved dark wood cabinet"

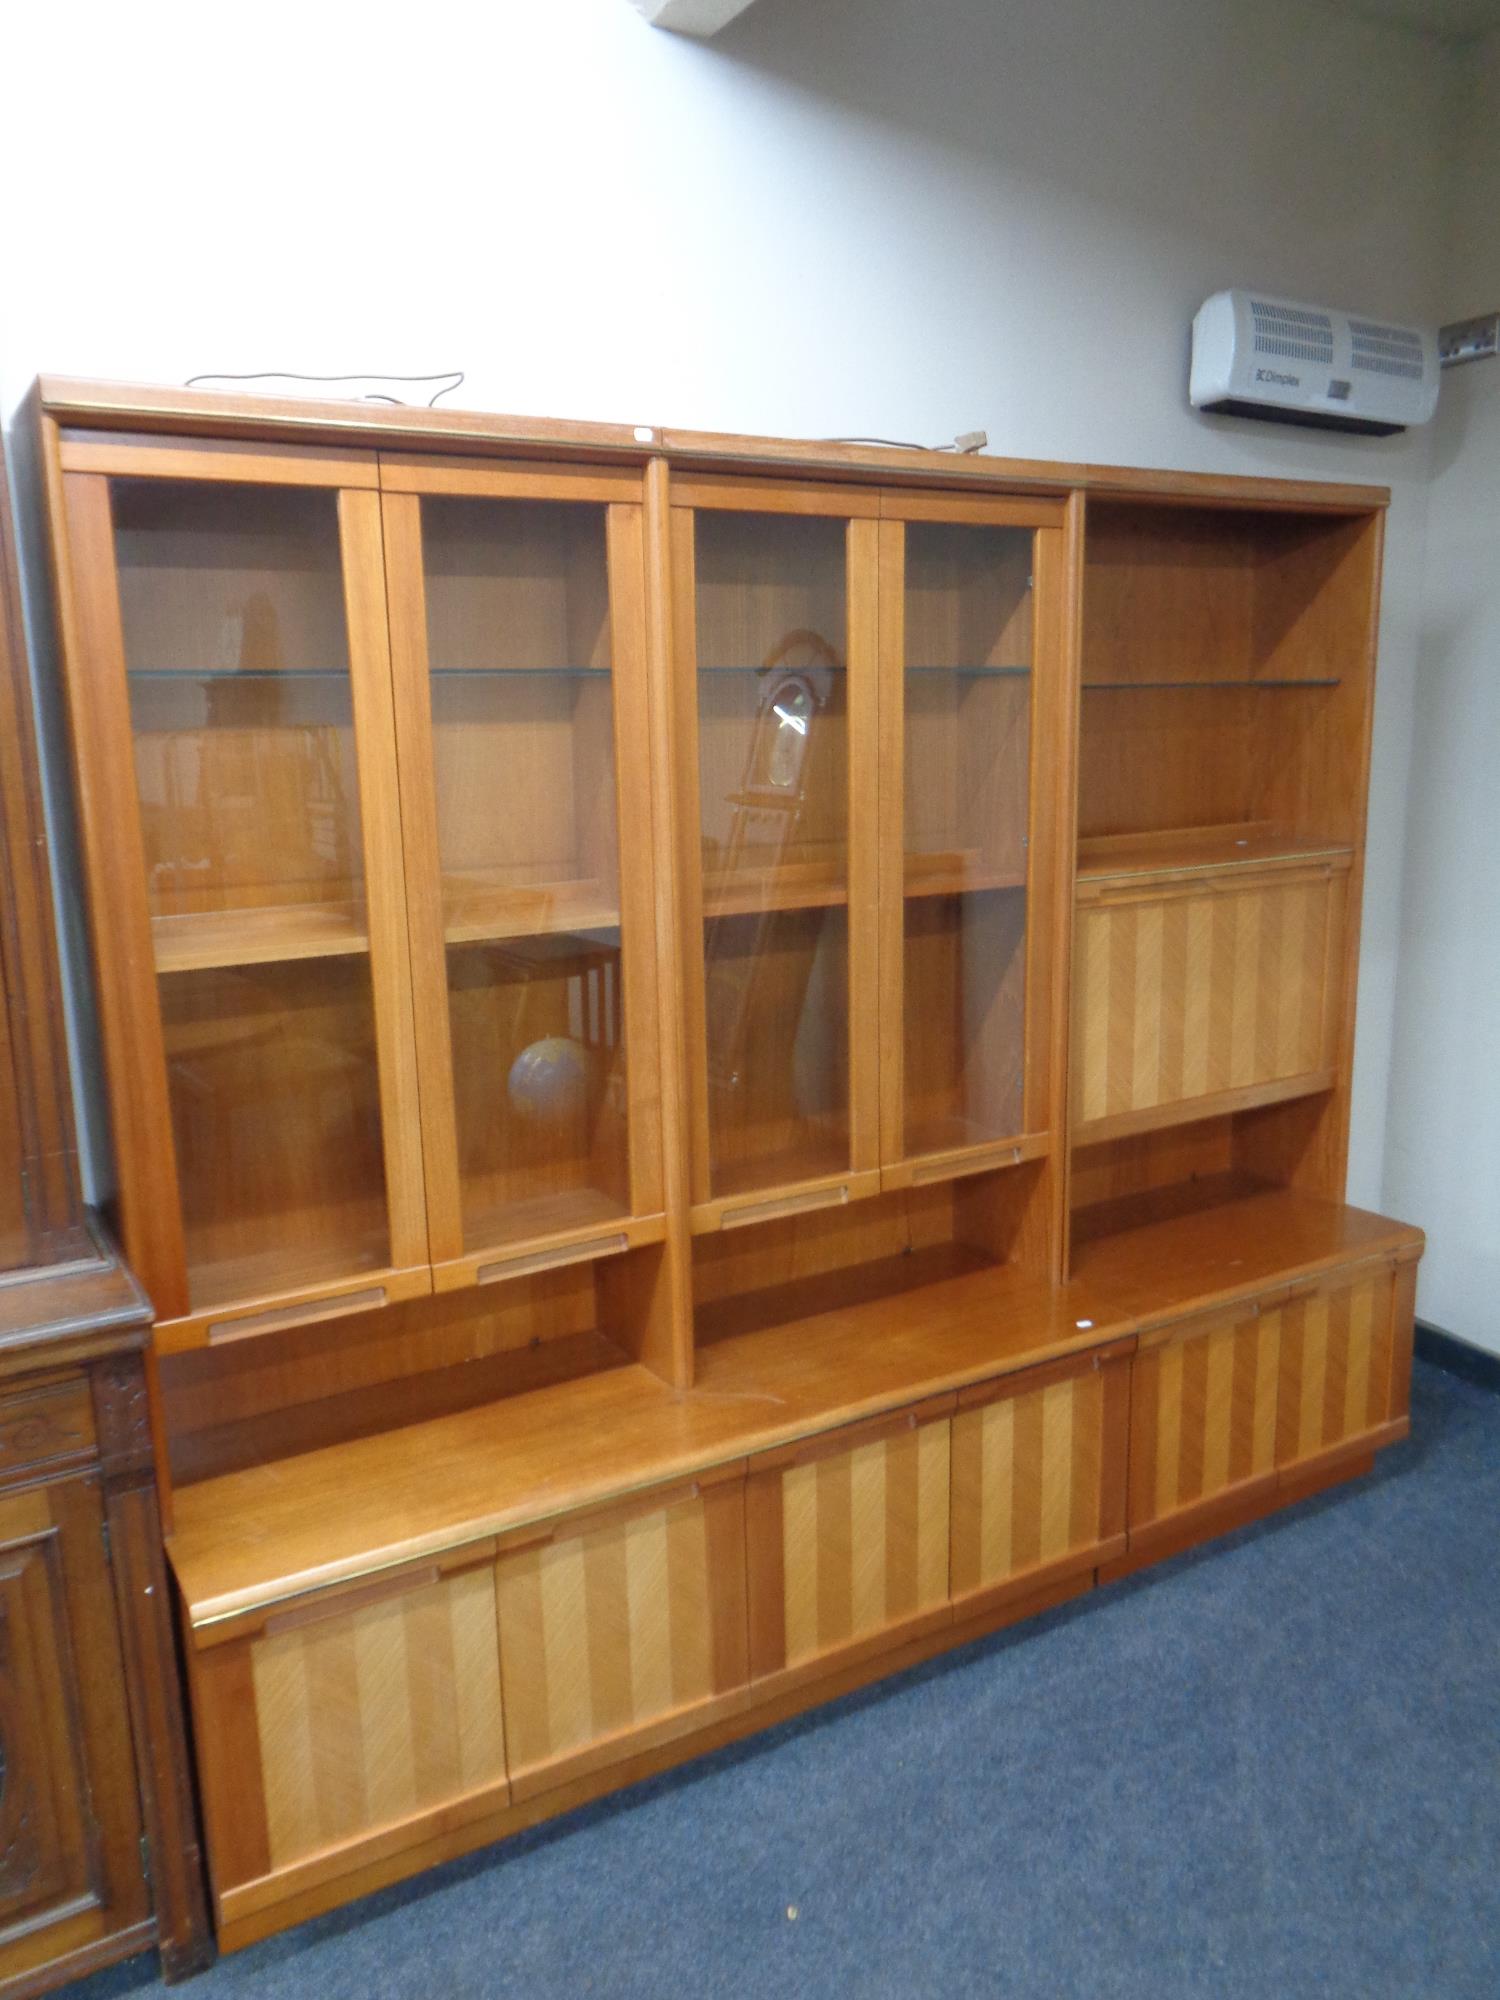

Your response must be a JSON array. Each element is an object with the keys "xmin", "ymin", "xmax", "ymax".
[{"xmin": 0, "ymin": 440, "xmax": 210, "ymax": 1992}]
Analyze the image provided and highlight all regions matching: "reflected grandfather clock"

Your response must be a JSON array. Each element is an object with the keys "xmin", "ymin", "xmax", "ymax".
[
  {"xmin": 0, "ymin": 432, "xmax": 211, "ymax": 1991},
  {"xmin": 702, "ymin": 627, "xmax": 843, "ymax": 1138}
]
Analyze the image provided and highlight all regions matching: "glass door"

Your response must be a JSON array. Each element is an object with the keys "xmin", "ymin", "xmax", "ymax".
[
  {"xmin": 381, "ymin": 464, "xmax": 663, "ymax": 1285},
  {"xmin": 878, "ymin": 498, "xmax": 1065, "ymax": 1189},
  {"xmin": 58, "ymin": 453, "xmax": 427, "ymax": 1342},
  {"xmin": 672, "ymin": 481, "xmax": 880, "ymax": 1226}
]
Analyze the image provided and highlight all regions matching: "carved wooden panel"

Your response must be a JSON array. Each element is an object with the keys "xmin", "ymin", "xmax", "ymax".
[
  {"xmin": 1130, "ymin": 1256, "xmax": 1401, "ymax": 1532},
  {"xmin": 1073, "ymin": 863, "xmax": 1344, "ymax": 1137},
  {"xmin": 746, "ymin": 1404, "xmax": 951, "ymax": 1679},
  {"xmin": 496, "ymin": 1473, "xmax": 748, "ymax": 1797},
  {"xmin": 950, "ymin": 1347, "xmax": 1129, "ymax": 1610},
  {"xmin": 246, "ymin": 1561, "xmax": 507, "ymax": 1873},
  {"xmin": 0, "ymin": 1380, "xmax": 95, "ymax": 1485},
  {"xmin": 0, "ymin": 1479, "xmax": 148, "ymax": 1984}
]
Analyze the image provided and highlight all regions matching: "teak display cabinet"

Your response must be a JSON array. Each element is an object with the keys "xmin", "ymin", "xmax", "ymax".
[{"xmin": 37, "ymin": 379, "xmax": 1422, "ymax": 1953}]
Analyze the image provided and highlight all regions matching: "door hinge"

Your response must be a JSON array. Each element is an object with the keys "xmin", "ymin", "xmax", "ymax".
[
  {"xmin": 101, "ymin": 1516, "xmax": 111, "ymax": 1560},
  {"xmin": 139, "ymin": 1832, "xmax": 152, "ymax": 1883}
]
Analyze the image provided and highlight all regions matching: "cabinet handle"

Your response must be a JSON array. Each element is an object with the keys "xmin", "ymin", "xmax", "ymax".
[
  {"xmin": 476, "ymin": 1234, "xmax": 629, "ymax": 1283},
  {"xmin": 208, "ymin": 1286, "xmax": 387, "ymax": 1344},
  {"xmin": 720, "ymin": 1184, "xmax": 849, "ymax": 1230}
]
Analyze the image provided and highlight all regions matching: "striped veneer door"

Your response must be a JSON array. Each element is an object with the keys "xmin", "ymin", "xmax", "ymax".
[
  {"xmin": 1072, "ymin": 862, "xmax": 1345, "ymax": 1139},
  {"xmin": 245, "ymin": 1561, "xmax": 507, "ymax": 1875},
  {"xmin": 1131, "ymin": 1254, "xmax": 1404, "ymax": 1532},
  {"xmin": 950, "ymin": 1346, "xmax": 1130, "ymax": 1611},
  {"xmin": 746, "ymin": 1401, "xmax": 952, "ymax": 1679},
  {"xmin": 495, "ymin": 1470, "xmax": 748, "ymax": 1799}
]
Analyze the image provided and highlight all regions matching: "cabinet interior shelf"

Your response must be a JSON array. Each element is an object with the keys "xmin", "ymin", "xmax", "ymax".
[
  {"xmin": 1075, "ymin": 820, "xmax": 1353, "ymax": 884},
  {"xmin": 695, "ymin": 664, "xmax": 1029, "ymax": 679},
  {"xmin": 702, "ymin": 856, "xmax": 1025, "ymax": 918},
  {"xmin": 1081, "ymin": 677, "xmax": 1339, "ymax": 691},
  {"xmin": 129, "ymin": 666, "xmax": 613, "ymax": 682},
  {"xmin": 905, "ymin": 664, "xmax": 1030, "ymax": 679},
  {"xmin": 442, "ymin": 878, "xmax": 620, "ymax": 946},
  {"xmin": 154, "ymin": 880, "xmax": 624, "ymax": 972},
  {"xmin": 153, "ymin": 902, "xmax": 370, "ymax": 973}
]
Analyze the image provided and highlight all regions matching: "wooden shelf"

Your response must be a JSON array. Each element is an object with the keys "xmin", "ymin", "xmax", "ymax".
[
  {"xmin": 1067, "ymin": 1178, "xmax": 1418, "ymax": 1318},
  {"xmin": 165, "ymin": 1185, "xmax": 1420, "ymax": 1632},
  {"xmin": 441, "ymin": 875, "xmax": 620, "ymax": 944},
  {"xmin": 171, "ymin": 1330, "xmax": 632, "ymax": 1487},
  {"xmin": 1076, "ymin": 821, "xmax": 1353, "ymax": 886},
  {"xmin": 701, "ymin": 854, "xmax": 1024, "ymax": 918},
  {"xmin": 702, "ymin": 860, "xmax": 847, "ymax": 918},
  {"xmin": 459, "ymin": 1186, "xmax": 633, "ymax": 1258},
  {"xmin": 904, "ymin": 854, "xmax": 1026, "ymax": 897},
  {"xmin": 152, "ymin": 901, "xmax": 370, "ymax": 973},
  {"xmin": 167, "ymin": 1248, "xmax": 1073, "ymax": 1628}
]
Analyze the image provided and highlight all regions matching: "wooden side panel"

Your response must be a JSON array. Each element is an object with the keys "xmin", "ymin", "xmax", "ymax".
[
  {"xmin": 239, "ymin": 1565, "xmax": 506, "ymax": 1878},
  {"xmin": 495, "ymin": 1479, "xmax": 748, "ymax": 1795},
  {"xmin": 747, "ymin": 1413, "xmax": 951, "ymax": 1676},
  {"xmin": 1130, "ymin": 1258, "xmax": 1399, "ymax": 1532},
  {"xmin": 950, "ymin": 1352, "xmax": 1128, "ymax": 1607},
  {"xmin": 1072, "ymin": 866, "xmax": 1341, "ymax": 1136}
]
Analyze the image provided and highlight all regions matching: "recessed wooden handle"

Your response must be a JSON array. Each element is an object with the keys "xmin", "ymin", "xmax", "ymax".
[
  {"xmin": 476, "ymin": 1233, "xmax": 630, "ymax": 1283},
  {"xmin": 207, "ymin": 1286, "xmax": 388, "ymax": 1344},
  {"xmin": 911, "ymin": 1144, "xmax": 1022, "ymax": 1186},
  {"xmin": 720, "ymin": 1184, "xmax": 849, "ymax": 1230}
]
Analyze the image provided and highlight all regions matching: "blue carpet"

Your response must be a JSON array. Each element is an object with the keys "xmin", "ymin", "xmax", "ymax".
[{"xmin": 67, "ymin": 1358, "xmax": 1499, "ymax": 1999}]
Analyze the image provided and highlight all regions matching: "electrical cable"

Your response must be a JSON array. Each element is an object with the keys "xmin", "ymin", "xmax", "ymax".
[
  {"xmin": 820, "ymin": 431, "xmax": 988, "ymax": 454},
  {"xmin": 184, "ymin": 370, "xmax": 466, "ymax": 408}
]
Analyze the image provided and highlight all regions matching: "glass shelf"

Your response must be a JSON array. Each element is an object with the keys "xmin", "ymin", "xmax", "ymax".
[
  {"xmin": 129, "ymin": 666, "xmax": 613, "ymax": 681},
  {"xmin": 695, "ymin": 663, "xmax": 847, "ymax": 676},
  {"xmin": 694, "ymin": 664, "xmax": 1028, "ymax": 677},
  {"xmin": 905, "ymin": 664, "xmax": 1030, "ymax": 679},
  {"xmin": 1082, "ymin": 677, "xmax": 1339, "ymax": 690}
]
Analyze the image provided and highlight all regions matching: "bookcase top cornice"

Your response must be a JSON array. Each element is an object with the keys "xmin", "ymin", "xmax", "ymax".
[{"xmin": 36, "ymin": 376, "xmax": 1390, "ymax": 514}]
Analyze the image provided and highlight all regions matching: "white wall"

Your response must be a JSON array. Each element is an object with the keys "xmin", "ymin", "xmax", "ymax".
[
  {"xmin": 1384, "ymin": 28, "xmax": 1500, "ymax": 1354},
  {"xmin": 0, "ymin": 0, "xmax": 1459, "ymax": 1211}
]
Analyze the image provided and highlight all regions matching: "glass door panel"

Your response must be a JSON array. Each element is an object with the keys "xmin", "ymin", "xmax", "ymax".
[
  {"xmin": 692, "ymin": 511, "xmax": 852, "ymax": 1197},
  {"xmin": 418, "ymin": 496, "xmax": 630, "ymax": 1252},
  {"xmin": 113, "ymin": 478, "xmax": 390, "ymax": 1308},
  {"xmin": 900, "ymin": 521, "xmax": 1033, "ymax": 1158}
]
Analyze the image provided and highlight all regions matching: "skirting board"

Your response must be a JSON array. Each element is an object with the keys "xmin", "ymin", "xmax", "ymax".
[{"xmin": 1415, "ymin": 1322, "xmax": 1500, "ymax": 1394}]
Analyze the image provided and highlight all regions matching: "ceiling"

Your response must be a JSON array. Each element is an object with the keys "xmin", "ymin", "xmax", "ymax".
[{"xmin": 1322, "ymin": 0, "xmax": 1500, "ymax": 36}]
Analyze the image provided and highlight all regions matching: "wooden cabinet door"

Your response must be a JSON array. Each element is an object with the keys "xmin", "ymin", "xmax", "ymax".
[
  {"xmin": 745, "ymin": 1402, "xmax": 952, "ymax": 1682},
  {"xmin": 0, "ymin": 1479, "xmax": 148, "ymax": 1987},
  {"xmin": 1129, "ymin": 1251, "xmax": 1411, "ymax": 1545},
  {"xmin": 950, "ymin": 1344, "xmax": 1130, "ymax": 1616},
  {"xmin": 671, "ymin": 479, "xmax": 881, "ymax": 1232},
  {"xmin": 1072, "ymin": 853, "xmax": 1348, "ymax": 1142},
  {"xmin": 494, "ymin": 1469, "xmax": 748, "ymax": 1801},
  {"xmin": 876, "ymin": 495, "xmax": 1070, "ymax": 1193},
  {"xmin": 57, "ymin": 445, "xmax": 428, "ymax": 1348},
  {"xmin": 379, "ymin": 460, "xmax": 666, "ymax": 1290},
  {"xmin": 190, "ymin": 1554, "xmax": 507, "ymax": 1918}
]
